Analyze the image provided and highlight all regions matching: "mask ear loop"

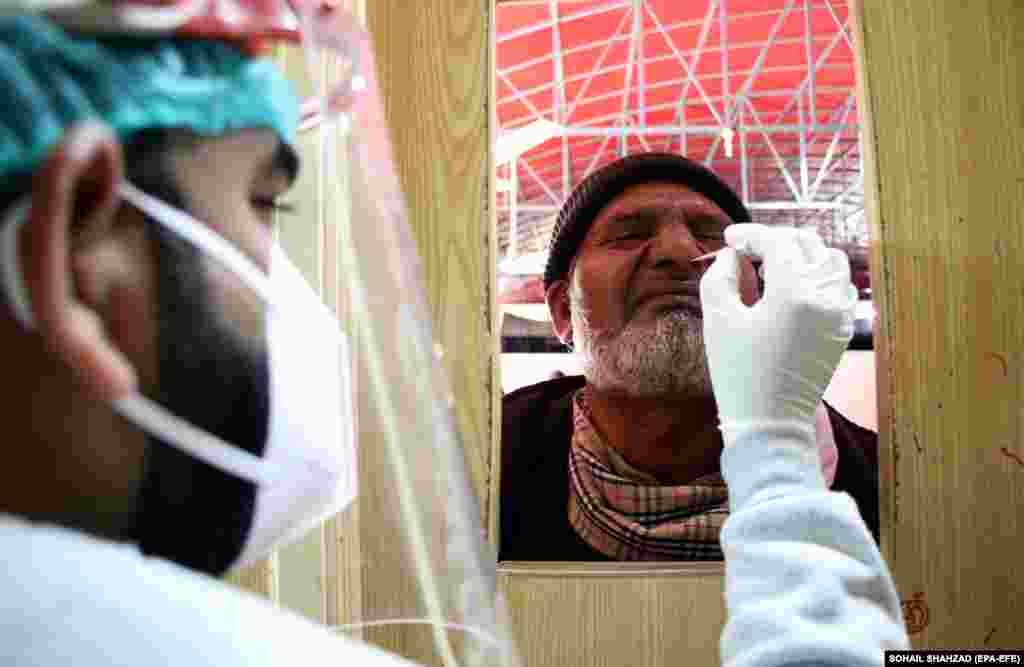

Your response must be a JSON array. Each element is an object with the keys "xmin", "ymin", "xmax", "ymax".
[
  {"xmin": 0, "ymin": 200, "xmax": 37, "ymax": 329},
  {"xmin": 113, "ymin": 393, "xmax": 284, "ymax": 486},
  {"xmin": 0, "ymin": 185, "xmax": 286, "ymax": 488},
  {"xmin": 114, "ymin": 183, "xmax": 290, "ymax": 486},
  {"xmin": 118, "ymin": 183, "xmax": 280, "ymax": 309}
]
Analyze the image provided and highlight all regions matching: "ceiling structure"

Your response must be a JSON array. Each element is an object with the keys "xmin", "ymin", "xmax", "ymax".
[{"xmin": 495, "ymin": 0, "xmax": 866, "ymax": 270}]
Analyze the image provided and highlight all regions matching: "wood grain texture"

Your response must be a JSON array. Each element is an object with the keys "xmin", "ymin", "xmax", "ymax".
[
  {"xmin": 853, "ymin": 0, "xmax": 1023, "ymax": 648},
  {"xmin": 367, "ymin": 0, "xmax": 493, "ymax": 510},
  {"xmin": 498, "ymin": 563, "xmax": 726, "ymax": 667},
  {"xmin": 360, "ymin": 0, "xmax": 493, "ymax": 663},
  {"xmin": 488, "ymin": 0, "xmax": 504, "ymax": 551},
  {"xmin": 226, "ymin": 551, "xmax": 278, "ymax": 601}
]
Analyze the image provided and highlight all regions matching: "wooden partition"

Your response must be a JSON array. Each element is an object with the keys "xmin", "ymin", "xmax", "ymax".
[
  {"xmin": 365, "ymin": 0, "xmax": 494, "ymax": 510},
  {"xmin": 853, "ymin": 0, "xmax": 1023, "ymax": 648},
  {"xmin": 499, "ymin": 563, "xmax": 726, "ymax": 667}
]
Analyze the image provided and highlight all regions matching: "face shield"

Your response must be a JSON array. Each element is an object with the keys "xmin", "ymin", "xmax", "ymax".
[
  {"xmin": 290, "ymin": 5, "xmax": 520, "ymax": 665},
  {"xmin": 1, "ymin": 1, "xmax": 518, "ymax": 664}
]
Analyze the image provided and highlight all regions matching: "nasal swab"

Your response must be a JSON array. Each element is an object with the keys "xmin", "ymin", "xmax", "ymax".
[{"xmin": 691, "ymin": 249, "xmax": 724, "ymax": 263}]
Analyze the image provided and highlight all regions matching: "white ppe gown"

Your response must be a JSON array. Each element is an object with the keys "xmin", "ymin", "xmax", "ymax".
[{"xmin": 0, "ymin": 513, "xmax": 414, "ymax": 667}]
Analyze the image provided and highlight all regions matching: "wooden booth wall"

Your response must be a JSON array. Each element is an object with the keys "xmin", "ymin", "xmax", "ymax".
[{"xmin": 853, "ymin": 0, "xmax": 1023, "ymax": 649}]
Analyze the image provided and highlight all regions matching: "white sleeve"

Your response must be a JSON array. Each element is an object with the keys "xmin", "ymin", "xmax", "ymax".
[
  {"xmin": 0, "ymin": 514, "xmax": 421, "ymax": 667},
  {"xmin": 718, "ymin": 429, "xmax": 910, "ymax": 667}
]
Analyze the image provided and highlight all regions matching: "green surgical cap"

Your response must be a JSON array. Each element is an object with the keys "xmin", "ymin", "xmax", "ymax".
[{"xmin": 0, "ymin": 15, "xmax": 299, "ymax": 183}]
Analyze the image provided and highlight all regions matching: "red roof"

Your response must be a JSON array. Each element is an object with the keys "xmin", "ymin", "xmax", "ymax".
[{"xmin": 495, "ymin": 0, "xmax": 863, "ymax": 253}]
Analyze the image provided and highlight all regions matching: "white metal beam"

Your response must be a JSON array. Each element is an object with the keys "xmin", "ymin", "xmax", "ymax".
[
  {"xmin": 626, "ymin": 117, "xmax": 653, "ymax": 152},
  {"xmin": 644, "ymin": 0, "xmax": 723, "ymax": 126},
  {"xmin": 798, "ymin": 94, "xmax": 809, "ymax": 197},
  {"xmin": 549, "ymin": 0, "xmax": 570, "ymax": 198},
  {"xmin": 769, "ymin": 25, "xmax": 846, "ymax": 127},
  {"xmin": 495, "ymin": 0, "xmax": 862, "ymax": 228},
  {"xmin": 502, "ymin": 66, "xmax": 853, "ymax": 129},
  {"xmin": 513, "ymin": 148, "xmax": 857, "ymax": 198},
  {"xmin": 637, "ymin": 1, "xmax": 645, "ymax": 130},
  {"xmin": 518, "ymin": 129, "xmax": 855, "ymax": 170},
  {"xmin": 498, "ymin": 1, "xmax": 850, "ymax": 74},
  {"xmin": 808, "ymin": 138, "xmax": 860, "ymax": 195},
  {"xmin": 621, "ymin": 1, "xmax": 639, "ymax": 157},
  {"xmin": 739, "ymin": 99, "xmax": 750, "ymax": 201},
  {"xmin": 802, "ymin": 85, "xmax": 857, "ymax": 149},
  {"xmin": 520, "ymin": 156, "xmax": 561, "ymax": 205},
  {"xmin": 706, "ymin": 0, "xmax": 797, "ymax": 166},
  {"xmin": 822, "ymin": 0, "xmax": 855, "ymax": 51},
  {"xmin": 564, "ymin": 8, "xmax": 632, "ymax": 125},
  {"xmin": 803, "ymin": 0, "xmax": 817, "ymax": 124},
  {"xmin": 660, "ymin": 0, "xmax": 717, "ymax": 152},
  {"xmin": 509, "ymin": 158, "xmax": 520, "ymax": 256},
  {"xmin": 747, "ymin": 201, "xmax": 846, "ymax": 210},
  {"xmin": 582, "ymin": 128, "xmax": 616, "ymax": 180},
  {"xmin": 808, "ymin": 91, "xmax": 855, "ymax": 199},
  {"xmin": 498, "ymin": 201, "xmax": 850, "ymax": 213},
  {"xmin": 516, "ymin": 158, "xmax": 860, "ymax": 191},
  {"xmin": 497, "ymin": 69, "xmax": 548, "ymax": 123},
  {"xmin": 755, "ymin": 17, "xmax": 857, "ymax": 204},
  {"xmin": 719, "ymin": 0, "xmax": 731, "ymax": 121},
  {"xmin": 742, "ymin": 96, "xmax": 803, "ymax": 201},
  {"xmin": 545, "ymin": 122, "xmax": 857, "ymax": 136},
  {"xmin": 681, "ymin": 102, "xmax": 687, "ymax": 155},
  {"xmin": 556, "ymin": 82, "xmax": 854, "ymax": 132},
  {"xmin": 497, "ymin": 1, "xmax": 630, "ymax": 44}
]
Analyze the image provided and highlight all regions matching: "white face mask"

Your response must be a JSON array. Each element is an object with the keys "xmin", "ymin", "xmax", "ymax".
[{"xmin": 0, "ymin": 181, "xmax": 357, "ymax": 573}]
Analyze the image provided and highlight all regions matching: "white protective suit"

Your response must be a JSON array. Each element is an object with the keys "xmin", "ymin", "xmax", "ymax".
[
  {"xmin": 1, "ymin": 441, "xmax": 908, "ymax": 667},
  {"xmin": 718, "ymin": 432, "xmax": 910, "ymax": 667},
  {"xmin": 0, "ymin": 513, "xmax": 415, "ymax": 666},
  {"xmin": 706, "ymin": 225, "xmax": 910, "ymax": 666}
]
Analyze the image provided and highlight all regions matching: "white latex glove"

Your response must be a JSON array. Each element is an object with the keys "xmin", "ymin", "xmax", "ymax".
[{"xmin": 699, "ymin": 224, "xmax": 858, "ymax": 446}]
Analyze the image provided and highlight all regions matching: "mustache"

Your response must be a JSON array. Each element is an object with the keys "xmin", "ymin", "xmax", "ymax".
[
  {"xmin": 626, "ymin": 278, "xmax": 702, "ymax": 317},
  {"xmin": 574, "ymin": 302, "xmax": 703, "ymax": 349}
]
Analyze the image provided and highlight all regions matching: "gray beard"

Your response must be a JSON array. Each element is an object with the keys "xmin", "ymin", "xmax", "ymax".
[{"xmin": 570, "ymin": 289, "xmax": 713, "ymax": 400}]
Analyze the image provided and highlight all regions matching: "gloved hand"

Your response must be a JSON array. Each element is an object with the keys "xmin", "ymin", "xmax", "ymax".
[{"xmin": 699, "ymin": 224, "xmax": 858, "ymax": 446}]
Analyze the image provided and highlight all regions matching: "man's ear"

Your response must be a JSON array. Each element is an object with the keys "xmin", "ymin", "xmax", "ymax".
[
  {"xmin": 546, "ymin": 279, "xmax": 573, "ymax": 346},
  {"xmin": 20, "ymin": 122, "xmax": 137, "ymax": 402}
]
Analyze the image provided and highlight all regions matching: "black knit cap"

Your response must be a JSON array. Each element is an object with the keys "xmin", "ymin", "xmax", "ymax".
[{"xmin": 543, "ymin": 152, "xmax": 751, "ymax": 291}]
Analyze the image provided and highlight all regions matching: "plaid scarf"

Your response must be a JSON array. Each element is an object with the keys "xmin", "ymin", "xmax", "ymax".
[{"xmin": 568, "ymin": 388, "xmax": 838, "ymax": 561}]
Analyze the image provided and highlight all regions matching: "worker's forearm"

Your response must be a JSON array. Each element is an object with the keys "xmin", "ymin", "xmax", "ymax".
[{"xmin": 719, "ymin": 429, "xmax": 910, "ymax": 667}]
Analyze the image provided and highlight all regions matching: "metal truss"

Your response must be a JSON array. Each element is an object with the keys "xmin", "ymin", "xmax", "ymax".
[{"xmin": 497, "ymin": 0, "xmax": 867, "ymax": 258}]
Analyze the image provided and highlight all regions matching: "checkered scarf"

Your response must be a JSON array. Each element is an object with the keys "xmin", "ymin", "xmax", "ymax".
[{"xmin": 568, "ymin": 388, "xmax": 838, "ymax": 561}]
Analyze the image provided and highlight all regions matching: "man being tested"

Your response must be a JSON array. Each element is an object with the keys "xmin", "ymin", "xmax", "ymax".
[{"xmin": 501, "ymin": 152, "xmax": 879, "ymax": 561}]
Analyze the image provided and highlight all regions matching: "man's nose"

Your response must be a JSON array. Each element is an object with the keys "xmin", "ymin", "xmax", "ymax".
[{"xmin": 644, "ymin": 223, "xmax": 705, "ymax": 272}]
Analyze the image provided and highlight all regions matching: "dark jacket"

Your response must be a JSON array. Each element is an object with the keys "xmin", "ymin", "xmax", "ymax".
[{"xmin": 499, "ymin": 375, "xmax": 880, "ymax": 562}]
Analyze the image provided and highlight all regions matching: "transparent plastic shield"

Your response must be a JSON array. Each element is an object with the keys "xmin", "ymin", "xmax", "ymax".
[{"xmin": 295, "ymin": 5, "xmax": 520, "ymax": 667}]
